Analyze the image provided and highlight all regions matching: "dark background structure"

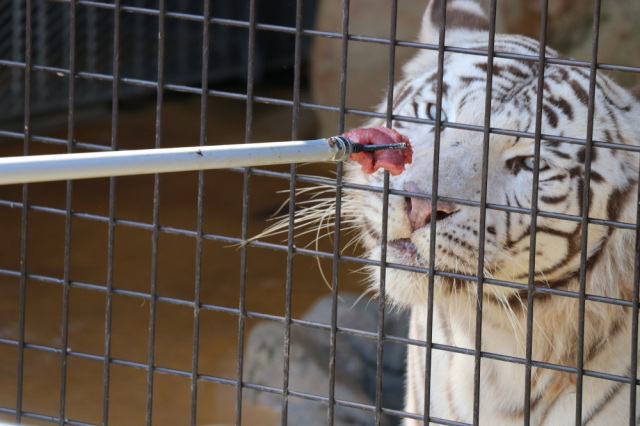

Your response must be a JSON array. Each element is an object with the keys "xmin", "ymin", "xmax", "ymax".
[{"xmin": 0, "ymin": 0, "xmax": 317, "ymax": 120}]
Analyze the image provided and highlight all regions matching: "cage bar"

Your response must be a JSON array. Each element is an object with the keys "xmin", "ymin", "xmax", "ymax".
[
  {"xmin": 280, "ymin": 0, "xmax": 305, "ymax": 423},
  {"xmin": 145, "ymin": 0, "xmax": 166, "ymax": 423},
  {"xmin": 102, "ymin": 1, "xmax": 120, "ymax": 424},
  {"xmin": 631, "ymin": 142, "xmax": 640, "ymax": 425},
  {"xmin": 236, "ymin": 0, "xmax": 258, "ymax": 422},
  {"xmin": 422, "ymin": 1, "xmax": 448, "ymax": 424},
  {"xmin": 327, "ymin": 1, "xmax": 351, "ymax": 423},
  {"xmin": 375, "ymin": 0, "xmax": 399, "ymax": 424},
  {"xmin": 574, "ymin": 1, "xmax": 604, "ymax": 423},
  {"xmin": 189, "ymin": 0, "xmax": 211, "ymax": 423},
  {"xmin": 472, "ymin": 0, "xmax": 499, "ymax": 422},
  {"xmin": 58, "ymin": 0, "xmax": 77, "ymax": 424},
  {"xmin": 15, "ymin": 0, "xmax": 33, "ymax": 423},
  {"xmin": 522, "ymin": 0, "xmax": 550, "ymax": 423}
]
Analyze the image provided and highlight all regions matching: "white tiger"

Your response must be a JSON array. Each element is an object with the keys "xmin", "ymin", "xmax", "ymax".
[{"xmin": 341, "ymin": 0, "xmax": 640, "ymax": 425}]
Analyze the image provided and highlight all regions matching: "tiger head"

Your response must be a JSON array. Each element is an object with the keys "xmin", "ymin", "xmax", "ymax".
[{"xmin": 345, "ymin": 0, "xmax": 640, "ymax": 307}]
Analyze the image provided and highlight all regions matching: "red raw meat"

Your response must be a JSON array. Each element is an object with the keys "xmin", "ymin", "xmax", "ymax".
[{"xmin": 342, "ymin": 126, "xmax": 413, "ymax": 176}]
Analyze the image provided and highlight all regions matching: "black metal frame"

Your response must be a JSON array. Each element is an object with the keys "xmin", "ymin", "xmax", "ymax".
[
  {"xmin": 0, "ymin": 0, "xmax": 312, "ymax": 121},
  {"xmin": 1, "ymin": 0, "xmax": 640, "ymax": 425}
]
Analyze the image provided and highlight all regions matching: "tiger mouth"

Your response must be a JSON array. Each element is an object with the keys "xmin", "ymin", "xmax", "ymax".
[{"xmin": 388, "ymin": 238, "xmax": 424, "ymax": 266}]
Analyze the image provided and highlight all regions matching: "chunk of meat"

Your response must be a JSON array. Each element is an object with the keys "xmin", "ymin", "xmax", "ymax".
[{"xmin": 342, "ymin": 126, "xmax": 413, "ymax": 176}]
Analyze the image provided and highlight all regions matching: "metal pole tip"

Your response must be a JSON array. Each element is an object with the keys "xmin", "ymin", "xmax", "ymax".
[{"xmin": 352, "ymin": 142, "xmax": 407, "ymax": 153}]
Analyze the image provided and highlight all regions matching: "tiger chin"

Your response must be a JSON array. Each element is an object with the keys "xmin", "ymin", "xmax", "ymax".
[{"xmin": 343, "ymin": 0, "xmax": 640, "ymax": 424}]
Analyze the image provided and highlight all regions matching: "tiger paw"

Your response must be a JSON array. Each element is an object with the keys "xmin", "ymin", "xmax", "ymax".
[{"xmin": 342, "ymin": 126, "xmax": 413, "ymax": 176}]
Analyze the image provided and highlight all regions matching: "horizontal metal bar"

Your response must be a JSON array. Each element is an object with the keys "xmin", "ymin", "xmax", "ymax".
[
  {"xmin": 1, "ymin": 196, "xmax": 636, "ymax": 309},
  {"xmin": 3, "ymin": 78, "xmax": 638, "ymax": 157},
  {"xmin": 2, "ymin": 331, "xmax": 634, "ymax": 387},
  {"xmin": 24, "ymin": 0, "xmax": 640, "ymax": 75},
  {"xmin": 0, "ymin": 406, "xmax": 97, "ymax": 426},
  {"xmin": 0, "ymin": 138, "xmax": 354, "ymax": 185}
]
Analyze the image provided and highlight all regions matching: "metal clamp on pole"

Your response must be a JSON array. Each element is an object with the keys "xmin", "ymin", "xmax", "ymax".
[{"xmin": 0, "ymin": 137, "xmax": 407, "ymax": 186}]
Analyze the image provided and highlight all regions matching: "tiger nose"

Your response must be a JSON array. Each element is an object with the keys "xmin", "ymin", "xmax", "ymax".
[{"xmin": 404, "ymin": 181, "xmax": 458, "ymax": 231}]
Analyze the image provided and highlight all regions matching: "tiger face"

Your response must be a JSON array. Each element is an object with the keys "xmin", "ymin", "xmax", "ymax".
[{"xmin": 345, "ymin": 1, "xmax": 640, "ymax": 308}]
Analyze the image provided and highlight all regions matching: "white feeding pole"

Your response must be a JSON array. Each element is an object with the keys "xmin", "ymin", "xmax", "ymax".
[{"xmin": 0, "ymin": 137, "xmax": 406, "ymax": 186}]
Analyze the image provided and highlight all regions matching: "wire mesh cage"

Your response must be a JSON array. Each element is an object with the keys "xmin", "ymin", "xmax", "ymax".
[
  {"xmin": 0, "ymin": 0, "xmax": 315, "ymax": 121},
  {"xmin": 1, "ymin": 0, "xmax": 640, "ymax": 425}
]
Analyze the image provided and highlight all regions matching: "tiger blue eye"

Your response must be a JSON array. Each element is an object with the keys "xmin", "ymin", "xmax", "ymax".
[
  {"xmin": 522, "ymin": 156, "xmax": 549, "ymax": 170},
  {"xmin": 427, "ymin": 103, "xmax": 447, "ymax": 123}
]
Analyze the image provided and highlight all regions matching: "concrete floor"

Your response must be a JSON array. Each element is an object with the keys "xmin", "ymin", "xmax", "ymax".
[{"xmin": 0, "ymin": 85, "xmax": 364, "ymax": 425}]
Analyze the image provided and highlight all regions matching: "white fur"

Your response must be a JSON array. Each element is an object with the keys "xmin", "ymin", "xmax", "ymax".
[{"xmin": 343, "ymin": 0, "xmax": 640, "ymax": 424}]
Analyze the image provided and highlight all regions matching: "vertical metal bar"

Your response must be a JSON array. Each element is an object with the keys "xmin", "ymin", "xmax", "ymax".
[
  {"xmin": 59, "ymin": 0, "xmax": 77, "ymax": 424},
  {"xmin": 146, "ymin": 1, "xmax": 166, "ymax": 424},
  {"xmin": 472, "ymin": 0, "xmax": 498, "ymax": 423},
  {"xmin": 34, "ymin": 0, "xmax": 46, "ymax": 106},
  {"xmin": 423, "ymin": 0, "xmax": 447, "ymax": 423},
  {"xmin": 103, "ymin": 1, "xmax": 120, "ymax": 424},
  {"xmin": 374, "ymin": 1, "xmax": 398, "ymax": 424},
  {"xmin": 176, "ymin": 1, "xmax": 188, "ymax": 84},
  {"xmin": 327, "ymin": 2, "xmax": 349, "ymax": 424},
  {"xmin": 375, "ymin": 175, "xmax": 390, "ymax": 424},
  {"xmin": 280, "ymin": 0, "xmax": 304, "ymax": 423},
  {"xmin": 86, "ymin": 5, "xmax": 97, "ymax": 74},
  {"xmin": 132, "ymin": 6, "xmax": 144, "ymax": 80},
  {"xmin": 236, "ymin": 0, "xmax": 257, "ymax": 423},
  {"xmin": 524, "ymin": 0, "xmax": 550, "ymax": 423},
  {"xmin": 16, "ymin": 0, "xmax": 32, "ymax": 423},
  {"xmin": 11, "ymin": 0, "xmax": 24, "ymax": 107},
  {"xmin": 190, "ymin": 1, "xmax": 211, "ymax": 424},
  {"xmin": 85, "ymin": 4, "xmax": 97, "ymax": 101},
  {"xmin": 630, "ymin": 157, "xmax": 640, "ymax": 426},
  {"xmin": 575, "ymin": 1, "xmax": 602, "ymax": 423}
]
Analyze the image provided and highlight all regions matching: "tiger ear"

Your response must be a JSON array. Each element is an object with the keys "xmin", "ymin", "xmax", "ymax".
[{"xmin": 418, "ymin": 0, "xmax": 489, "ymax": 45}]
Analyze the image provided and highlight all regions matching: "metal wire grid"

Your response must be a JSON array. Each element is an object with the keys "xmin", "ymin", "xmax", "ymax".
[
  {"xmin": 0, "ymin": 0, "xmax": 640, "ymax": 425},
  {"xmin": 0, "ymin": 0, "xmax": 312, "ymax": 122}
]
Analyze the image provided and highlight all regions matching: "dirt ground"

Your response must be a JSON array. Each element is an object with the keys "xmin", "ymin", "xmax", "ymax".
[{"xmin": 0, "ymin": 84, "xmax": 365, "ymax": 425}]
